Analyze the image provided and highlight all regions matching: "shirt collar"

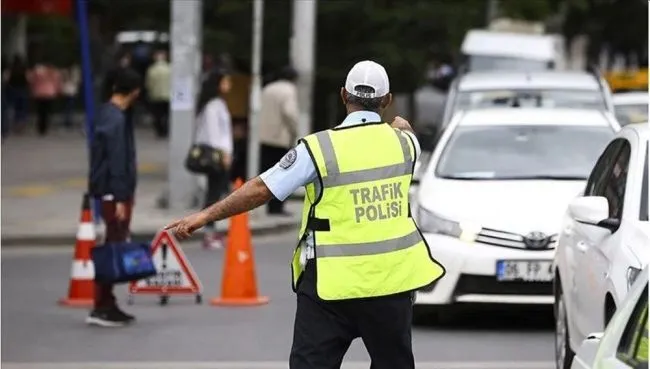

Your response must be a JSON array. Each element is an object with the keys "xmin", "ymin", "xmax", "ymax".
[{"xmin": 338, "ymin": 111, "xmax": 382, "ymax": 128}]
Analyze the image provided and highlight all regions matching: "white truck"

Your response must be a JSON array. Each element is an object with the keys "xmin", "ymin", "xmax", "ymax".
[{"xmin": 460, "ymin": 19, "xmax": 566, "ymax": 72}]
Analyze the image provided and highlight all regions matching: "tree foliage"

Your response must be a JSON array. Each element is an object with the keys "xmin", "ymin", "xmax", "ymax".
[
  {"xmin": 11, "ymin": 0, "xmax": 646, "ymax": 128},
  {"xmin": 18, "ymin": 0, "xmax": 648, "ymax": 85}
]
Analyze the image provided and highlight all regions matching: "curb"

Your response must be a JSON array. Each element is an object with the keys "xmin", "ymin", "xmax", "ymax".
[{"xmin": 1, "ymin": 221, "xmax": 299, "ymax": 247}]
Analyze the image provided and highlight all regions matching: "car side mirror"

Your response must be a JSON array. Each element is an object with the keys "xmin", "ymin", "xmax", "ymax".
[{"xmin": 569, "ymin": 196, "xmax": 620, "ymax": 232}]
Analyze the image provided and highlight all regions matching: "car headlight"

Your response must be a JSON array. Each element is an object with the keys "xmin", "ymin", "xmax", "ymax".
[
  {"xmin": 417, "ymin": 207, "xmax": 481, "ymax": 242},
  {"xmin": 627, "ymin": 266, "xmax": 642, "ymax": 290}
]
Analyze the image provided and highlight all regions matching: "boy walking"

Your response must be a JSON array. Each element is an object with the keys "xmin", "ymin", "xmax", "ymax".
[{"xmin": 87, "ymin": 69, "xmax": 142, "ymax": 327}]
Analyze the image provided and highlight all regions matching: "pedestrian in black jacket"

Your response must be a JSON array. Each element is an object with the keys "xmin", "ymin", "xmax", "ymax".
[
  {"xmin": 102, "ymin": 51, "xmax": 138, "ymax": 128},
  {"xmin": 87, "ymin": 68, "xmax": 141, "ymax": 327}
]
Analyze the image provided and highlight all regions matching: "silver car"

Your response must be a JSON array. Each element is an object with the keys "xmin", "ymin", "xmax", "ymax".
[{"xmin": 440, "ymin": 69, "xmax": 615, "ymax": 129}]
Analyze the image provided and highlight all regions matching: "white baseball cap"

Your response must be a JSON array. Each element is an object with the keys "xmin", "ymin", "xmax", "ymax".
[{"xmin": 345, "ymin": 60, "xmax": 390, "ymax": 99}]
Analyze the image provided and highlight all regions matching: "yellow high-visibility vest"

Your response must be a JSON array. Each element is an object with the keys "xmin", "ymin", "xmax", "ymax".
[{"xmin": 291, "ymin": 122, "xmax": 445, "ymax": 300}]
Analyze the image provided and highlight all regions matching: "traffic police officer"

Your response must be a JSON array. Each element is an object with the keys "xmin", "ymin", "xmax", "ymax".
[{"xmin": 166, "ymin": 60, "xmax": 446, "ymax": 369}]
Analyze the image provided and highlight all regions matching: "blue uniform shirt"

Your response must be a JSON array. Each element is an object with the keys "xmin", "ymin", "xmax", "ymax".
[{"xmin": 259, "ymin": 111, "xmax": 421, "ymax": 263}]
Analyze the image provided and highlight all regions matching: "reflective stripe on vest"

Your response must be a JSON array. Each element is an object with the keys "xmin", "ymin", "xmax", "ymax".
[
  {"xmin": 315, "ymin": 129, "xmax": 413, "ymax": 187},
  {"xmin": 316, "ymin": 230, "xmax": 420, "ymax": 257},
  {"xmin": 292, "ymin": 123, "xmax": 446, "ymax": 300}
]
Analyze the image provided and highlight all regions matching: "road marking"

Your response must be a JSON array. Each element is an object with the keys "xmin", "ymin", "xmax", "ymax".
[
  {"xmin": 61, "ymin": 178, "xmax": 87, "ymax": 188},
  {"xmin": 2, "ymin": 361, "xmax": 554, "ymax": 369},
  {"xmin": 138, "ymin": 162, "xmax": 164, "ymax": 174},
  {"xmin": 8, "ymin": 185, "xmax": 56, "ymax": 197},
  {"xmin": 4, "ymin": 163, "xmax": 163, "ymax": 198}
]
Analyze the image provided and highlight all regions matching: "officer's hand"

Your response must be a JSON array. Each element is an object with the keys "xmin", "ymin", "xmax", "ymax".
[
  {"xmin": 391, "ymin": 116, "xmax": 413, "ymax": 132},
  {"xmin": 164, "ymin": 211, "xmax": 210, "ymax": 240}
]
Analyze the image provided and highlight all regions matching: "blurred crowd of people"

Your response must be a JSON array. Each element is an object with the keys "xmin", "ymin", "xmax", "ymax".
[
  {"xmin": 2, "ymin": 55, "xmax": 81, "ymax": 138},
  {"xmin": 0, "ymin": 45, "xmax": 174, "ymax": 141},
  {"xmin": 2, "ymin": 44, "xmax": 302, "ymax": 242},
  {"xmin": 101, "ymin": 49, "xmax": 171, "ymax": 139}
]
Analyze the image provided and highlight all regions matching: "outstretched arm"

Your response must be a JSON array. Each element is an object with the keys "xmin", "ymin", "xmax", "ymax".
[
  {"xmin": 204, "ymin": 177, "xmax": 272, "ymax": 223},
  {"xmin": 165, "ymin": 177, "xmax": 273, "ymax": 239},
  {"xmin": 166, "ymin": 142, "xmax": 317, "ymax": 240}
]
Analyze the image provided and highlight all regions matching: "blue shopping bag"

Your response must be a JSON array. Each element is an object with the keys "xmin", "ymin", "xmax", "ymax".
[{"xmin": 92, "ymin": 242, "xmax": 157, "ymax": 284}]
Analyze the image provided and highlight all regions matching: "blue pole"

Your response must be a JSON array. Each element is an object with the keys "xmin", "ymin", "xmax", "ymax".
[{"xmin": 75, "ymin": 0, "xmax": 102, "ymax": 223}]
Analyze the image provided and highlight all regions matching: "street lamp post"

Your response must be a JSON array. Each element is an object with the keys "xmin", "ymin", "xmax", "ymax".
[
  {"xmin": 246, "ymin": 0, "xmax": 265, "ymax": 182},
  {"xmin": 168, "ymin": 0, "xmax": 203, "ymax": 211},
  {"xmin": 290, "ymin": 0, "xmax": 317, "ymax": 140}
]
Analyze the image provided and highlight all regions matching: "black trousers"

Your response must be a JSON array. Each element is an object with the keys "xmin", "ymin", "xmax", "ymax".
[
  {"xmin": 150, "ymin": 100, "xmax": 169, "ymax": 138},
  {"xmin": 290, "ymin": 261, "xmax": 415, "ymax": 369},
  {"xmin": 34, "ymin": 98, "xmax": 54, "ymax": 136},
  {"xmin": 95, "ymin": 199, "xmax": 133, "ymax": 309},
  {"xmin": 260, "ymin": 143, "xmax": 289, "ymax": 213}
]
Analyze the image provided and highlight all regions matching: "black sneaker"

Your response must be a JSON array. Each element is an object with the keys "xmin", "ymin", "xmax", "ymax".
[
  {"xmin": 112, "ymin": 307, "xmax": 136, "ymax": 323},
  {"xmin": 85, "ymin": 308, "xmax": 131, "ymax": 327}
]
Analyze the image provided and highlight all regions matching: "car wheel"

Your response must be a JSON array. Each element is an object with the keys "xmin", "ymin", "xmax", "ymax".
[{"xmin": 555, "ymin": 288, "xmax": 575, "ymax": 369}]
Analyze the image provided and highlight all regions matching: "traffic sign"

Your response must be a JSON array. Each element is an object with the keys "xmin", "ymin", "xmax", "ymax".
[{"xmin": 128, "ymin": 230, "xmax": 203, "ymax": 305}]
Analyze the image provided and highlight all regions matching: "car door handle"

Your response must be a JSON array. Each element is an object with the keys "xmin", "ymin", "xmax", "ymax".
[{"xmin": 576, "ymin": 241, "xmax": 589, "ymax": 253}]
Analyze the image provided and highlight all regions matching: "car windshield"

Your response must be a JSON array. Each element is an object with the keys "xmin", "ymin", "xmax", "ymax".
[
  {"xmin": 615, "ymin": 103, "xmax": 649, "ymax": 126},
  {"xmin": 455, "ymin": 89, "xmax": 607, "ymax": 111},
  {"xmin": 435, "ymin": 124, "xmax": 615, "ymax": 180},
  {"xmin": 468, "ymin": 56, "xmax": 550, "ymax": 72}
]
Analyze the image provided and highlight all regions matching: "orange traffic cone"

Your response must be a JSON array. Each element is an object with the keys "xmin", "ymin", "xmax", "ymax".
[
  {"xmin": 59, "ymin": 193, "xmax": 96, "ymax": 307},
  {"xmin": 210, "ymin": 178, "xmax": 269, "ymax": 306}
]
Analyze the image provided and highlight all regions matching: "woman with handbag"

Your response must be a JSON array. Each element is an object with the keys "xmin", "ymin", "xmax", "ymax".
[{"xmin": 190, "ymin": 69, "xmax": 234, "ymax": 249}]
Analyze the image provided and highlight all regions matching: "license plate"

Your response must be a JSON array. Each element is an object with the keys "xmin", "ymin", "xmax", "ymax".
[{"xmin": 496, "ymin": 260, "xmax": 554, "ymax": 282}]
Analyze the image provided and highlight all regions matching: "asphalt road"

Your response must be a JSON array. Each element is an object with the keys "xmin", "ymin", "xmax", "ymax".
[{"xmin": 2, "ymin": 231, "xmax": 555, "ymax": 369}]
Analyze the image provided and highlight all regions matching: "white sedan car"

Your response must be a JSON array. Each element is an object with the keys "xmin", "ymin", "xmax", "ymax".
[
  {"xmin": 413, "ymin": 107, "xmax": 619, "ymax": 320},
  {"xmin": 570, "ymin": 266, "xmax": 647, "ymax": 369},
  {"xmin": 554, "ymin": 123, "xmax": 650, "ymax": 369},
  {"xmin": 440, "ymin": 70, "xmax": 615, "ymax": 128}
]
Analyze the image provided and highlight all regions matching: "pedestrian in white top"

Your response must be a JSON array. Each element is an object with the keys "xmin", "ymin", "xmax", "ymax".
[
  {"xmin": 193, "ymin": 69, "xmax": 234, "ymax": 249},
  {"xmin": 258, "ymin": 66, "xmax": 300, "ymax": 216},
  {"xmin": 146, "ymin": 50, "xmax": 171, "ymax": 138}
]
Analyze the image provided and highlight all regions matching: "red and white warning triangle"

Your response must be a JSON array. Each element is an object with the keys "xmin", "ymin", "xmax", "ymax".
[{"xmin": 129, "ymin": 230, "xmax": 202, "ymax": 294}]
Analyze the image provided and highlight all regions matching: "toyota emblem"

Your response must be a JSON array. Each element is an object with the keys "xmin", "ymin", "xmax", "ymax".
[{"xmin": 524, "ymin": 231, "xmax": 550, "ymax": 249}]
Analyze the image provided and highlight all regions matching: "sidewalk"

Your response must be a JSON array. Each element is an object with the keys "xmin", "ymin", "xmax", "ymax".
[{"xmin": 1, "ymin": 128, "xmax": 302, "ymax": 246}]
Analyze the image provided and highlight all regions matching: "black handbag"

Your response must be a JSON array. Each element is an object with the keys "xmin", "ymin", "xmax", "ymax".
[
  {"xmin": 185, "ymin": 114, "xmax": 226, "ymax": 175},
  {"xmin": 184, "ymin": 143, "xmax": 225, "ymax": 175}
]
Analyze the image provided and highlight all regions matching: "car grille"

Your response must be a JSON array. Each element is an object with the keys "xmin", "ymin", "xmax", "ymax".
[
  {"xmin": 475, "ymin": 227, "xmax": 558, "ymax": 250},
  {"xmin": 455, "ymin": 274, "xmax": 553, "ymax": 296}
]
